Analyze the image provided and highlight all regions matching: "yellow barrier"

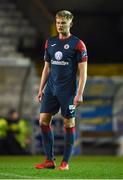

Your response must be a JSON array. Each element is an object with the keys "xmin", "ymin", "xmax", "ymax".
[{"xmin": 88, "ymin": 64, "xmax": 123, "ymax": 76}]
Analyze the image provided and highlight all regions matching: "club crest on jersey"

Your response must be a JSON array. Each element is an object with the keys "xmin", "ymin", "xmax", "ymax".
[
  {"xmin": 55, "ymin": 51, "xmax": 63, "ymax": 61},
  {"xmin": 64, "ymin": 44, "xmax": 69, "ymax": 49}
]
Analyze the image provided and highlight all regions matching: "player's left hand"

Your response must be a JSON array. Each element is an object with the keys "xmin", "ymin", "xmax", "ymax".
[{"xmin": 73, "ymin": 94, "xmax": 83, "ymax": 107}]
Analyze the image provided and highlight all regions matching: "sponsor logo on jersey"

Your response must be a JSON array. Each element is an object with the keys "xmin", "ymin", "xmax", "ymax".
[
  {"xmin": 55, "ymin": 51, "xmax": 63, "ymax": 60},
  {"xmin": 51, "ymin": 60, "xmax": 69, "ymax": 66},
  {"xmin": 82, "ymin": 51, "xmax": 87, "ymax": 57},
  {"xmin": 64, "ymin": 44, "xmax": 70, "ymax": 49}
]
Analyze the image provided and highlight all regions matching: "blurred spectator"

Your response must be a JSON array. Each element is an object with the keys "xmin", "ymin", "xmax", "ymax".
[
  {"xmin": 5, "ymin": 109, "xmax": 31, "ymax": 155},
  {"xmin": 0, "ymin": 118, "xmax": 8, "ymax": 154}
]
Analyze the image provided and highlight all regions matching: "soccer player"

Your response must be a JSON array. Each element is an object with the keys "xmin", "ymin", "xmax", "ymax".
[{"xmin": 35, "ymin": 10, "xmax": 88, "ymax": 170}]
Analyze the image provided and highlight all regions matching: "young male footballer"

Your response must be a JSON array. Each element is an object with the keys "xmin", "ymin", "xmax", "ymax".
[{"xmin": 35, "ymin": 10, "xmax": 88, "ymax": 170}]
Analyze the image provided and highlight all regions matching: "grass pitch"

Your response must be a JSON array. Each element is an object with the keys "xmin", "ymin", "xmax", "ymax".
[{"xmin": 0, "ymin": 155, "xmax": 123, "ymax": 179}]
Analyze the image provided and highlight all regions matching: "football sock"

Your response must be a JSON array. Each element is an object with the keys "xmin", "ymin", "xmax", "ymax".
[
  {"xmin": 41, "ymin": 125, "xmax": 54, "ymax": 161},
  {"xmin": 63, "ymin": 127, "xmax": 75, "ymax": 163}
]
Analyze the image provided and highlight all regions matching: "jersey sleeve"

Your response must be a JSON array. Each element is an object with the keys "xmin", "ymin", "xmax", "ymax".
[
  {"xmin": 44, "ymin": 40, "xmax": 50, "ymax": 62},
  {"xmin": 75, "ymin": 40, "xmax": 88, "ymax": 63}
]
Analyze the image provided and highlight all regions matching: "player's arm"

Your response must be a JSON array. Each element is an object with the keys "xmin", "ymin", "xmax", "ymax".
[
  {"xmin": 74, "ymin": 61, "xmax": 87, "ymax": 106},
  {"xmin": 38, "ymin": 39, "xmax": 51, "ymax": 102},
  {"xmin": 38, "ymin": 62, "xmax": 50, "ymax": 102},
  {"xmin": 74, "ymin": 39, "xmax": 88, "ymax": 106}
]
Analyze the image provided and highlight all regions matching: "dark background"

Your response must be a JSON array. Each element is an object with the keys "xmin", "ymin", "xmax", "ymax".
[
  {"xmin": 14, "ymin": 0, "xmax": 123, "ymax": 63},
  {"xmin": 41, "ymin": 0, "xmax": 123, "ymax": 63}
]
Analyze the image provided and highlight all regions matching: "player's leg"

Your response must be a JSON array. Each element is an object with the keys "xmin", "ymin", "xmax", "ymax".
[
  {"xmin": 63, "ymin": 117, "xmax": 76, "ymax": 164},
  {"xmin": 58, "ymin": 117, "xmax": 75, "ymax": 170},
  {"xmin": 35, "ymin": 92, "xmax": 60, "ymax": 169},
  {"xmin": 39, "ymin": 113, "xmax": 54, "ymax": 161},
  {"xmin": 35, "ymin": 113, "xmax": 56, "ymax": 169},
  {"xmin": 57, "ymin": 95, "xmax": 76, "ymax": 170}
]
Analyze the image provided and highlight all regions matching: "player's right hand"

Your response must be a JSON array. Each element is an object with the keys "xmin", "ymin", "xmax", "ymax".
[{"xmin": 37, "ymin": 91, "xmax": 44, "ymax": 102}]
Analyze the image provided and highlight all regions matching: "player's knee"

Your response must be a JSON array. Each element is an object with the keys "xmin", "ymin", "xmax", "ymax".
[
  {"xmin": 39, "ymin": 113, "xmax": 51, "ymax": 126},
  {"xmin": 64, "ymin": 117, "xmax": 75, "ymax": 128},
  {"xmin": 40, "ymin": 120, "xmax": 49, "ymax": 126}
]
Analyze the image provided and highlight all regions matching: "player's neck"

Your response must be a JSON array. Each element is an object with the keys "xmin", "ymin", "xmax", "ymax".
[{"xmin": 59, "ymin": 32, "xmax": 71, "ymax": 40}]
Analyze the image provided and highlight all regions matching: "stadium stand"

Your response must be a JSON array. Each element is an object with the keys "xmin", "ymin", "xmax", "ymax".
[
  {"xmin": 0, "ymin": 58, "xmax": 40, "ymax": 117},
  {"xmin": 76, "ymin": 77, "xmax": 123, "ymax": 155},
  {"xmin": 0, "ymin": 0, "xmax": 37, "ymax": 57},
  {"xmin": 0, "ymin": 0, "xmax": 40, "ymax": 117}
]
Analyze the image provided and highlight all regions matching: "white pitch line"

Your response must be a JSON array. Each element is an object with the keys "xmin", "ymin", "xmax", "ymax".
[
  {"xmin": 0, "ymin": 172, "xmax": 90, "ymax": 180},
  {"xmin": 0, "ymin": 172, "xmax": 39, "ymax": 179}
]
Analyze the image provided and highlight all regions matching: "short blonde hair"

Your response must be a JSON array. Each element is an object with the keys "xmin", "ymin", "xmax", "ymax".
[{"xmin": 56, "ymin": 10, "xmax": 74, "ymax": 21}]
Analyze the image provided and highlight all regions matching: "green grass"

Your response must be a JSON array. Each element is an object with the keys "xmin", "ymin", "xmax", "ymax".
[{"xmin": 0, "ymin": 156, "xmax": 123, "ymax": 179}]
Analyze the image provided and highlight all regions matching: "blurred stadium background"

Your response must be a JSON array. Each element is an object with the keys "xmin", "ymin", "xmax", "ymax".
[{"xmin": 0, "ymin": 0, "xmax": 123, "ymax": 157}]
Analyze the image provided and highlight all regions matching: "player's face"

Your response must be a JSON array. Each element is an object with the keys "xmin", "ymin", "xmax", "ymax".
[{"xmin": 56, "ymin": 17, "xmax": 72, "ymax": 35}]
